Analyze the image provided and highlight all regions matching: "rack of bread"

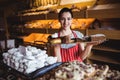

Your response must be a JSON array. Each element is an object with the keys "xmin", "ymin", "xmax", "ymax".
[
  {"xmin": 18, "ymin": 0, "xmax": 96, "ymax": 16},
  {"xmin": 22, "ymin": 33, "xmax": 51, "ymax": 49},
  {"xmin": 23, "ymin": 19, "xmax": 95, "ymax": 29}
]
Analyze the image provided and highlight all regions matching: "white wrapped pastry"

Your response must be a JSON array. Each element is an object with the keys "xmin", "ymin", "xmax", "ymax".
[
  {"xmin": 25, "ymin": 68, "xmax": 36, "ymax": 74},
  {"xmin": 14, "ymin": 52, "xmax": 23, "ymax": 58},
  {"xmin": 2, "ymin": 46, "xmax": 57, "ymax": 74},
  {"xmin": 8, "ymin": 48, "xmax": 18, "ymax": 54},
  {"xmin": 35, "ymin": 60, "xmax": 45, "ymax": 68},
  {"xmin": 25, "ymin": 51, "xmax": 32, "ymax": 56},
  {"xmin": 46, "ymin": 56, "xmax": 57, "ymax": 64}
]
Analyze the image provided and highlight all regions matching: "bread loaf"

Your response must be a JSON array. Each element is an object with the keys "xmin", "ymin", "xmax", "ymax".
[{"xmin": 50, "ymin": 38, "xmax": 62, "ymax": 44}]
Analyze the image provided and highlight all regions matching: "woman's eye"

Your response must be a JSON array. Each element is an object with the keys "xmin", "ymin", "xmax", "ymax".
[
  {"xmin": 60, "ymin": 17, "xmax": 71, "ymax": 21},
  {"xmin": 61, "ymin": 18, "xmax": 64, "ymax": 20},
  {"xmin": 68, "ymin": 18, "xmax": 71, "ymax": 20}
]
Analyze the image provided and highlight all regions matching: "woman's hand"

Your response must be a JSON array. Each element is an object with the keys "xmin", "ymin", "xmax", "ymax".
[
  {"xmin": 61, "ymin": 35, "xmax": 71, "ymax": 44},
  {"xmin": 87, "ymin": 40, "xmax": 104, "ymax": 46},
  {"xmin": 86, "ymin": 35, "xmax": 106, "ymax": 46}
]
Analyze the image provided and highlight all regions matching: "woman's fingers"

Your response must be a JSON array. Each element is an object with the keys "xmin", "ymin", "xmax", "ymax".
[{"xmin": 62, "ymin": 35, "xmax": 71, "ymax": 43}]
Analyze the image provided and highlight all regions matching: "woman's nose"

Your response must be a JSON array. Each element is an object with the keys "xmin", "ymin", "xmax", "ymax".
[{"xmin": 64, "ymin": 19, "xmax": 67, "ymax": 24}]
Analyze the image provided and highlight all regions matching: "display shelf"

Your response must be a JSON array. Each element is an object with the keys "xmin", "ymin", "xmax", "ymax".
[
  {"xmin": 9, "ymin": 27, "xmax": 86, "ymax": 36},
  {"xmin": 87, "ymin": 29, "xmax": 120, "ymax": 66},
  {"xmin": 92, "ymin": 46, "xmax": 120, "ymax": 53},
  {"xmin": 88, "ymin": 29, "xmax": 120, "ymax": 40},
  {"xmin": 7, "ymin": 10, "xmax": 86, "ymax": 23},
  {"xmin": 88, "ymin": 46, "xmax": 120, "ymax": 66},
  {"xmin": 88, "ymin": 54, "xmax": 120, "ymax": 65},
  {"xmin": 87, "ymin": 3, "xmax": 120, "ymax": 18}
]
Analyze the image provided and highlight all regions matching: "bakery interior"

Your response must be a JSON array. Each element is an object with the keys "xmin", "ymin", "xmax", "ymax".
[{"xmin": 0, "ymin": 0, "xmax": 120, "ymax": 80}]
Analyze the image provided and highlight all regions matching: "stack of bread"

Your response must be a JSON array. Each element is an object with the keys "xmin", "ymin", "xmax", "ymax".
[
  {"xmin": 37, "ymin": 60, "xmax": 120, "ymax": 80},
  {"xmin": 2, "ymin": 46, "xmax": 57, "ymax": 74}
]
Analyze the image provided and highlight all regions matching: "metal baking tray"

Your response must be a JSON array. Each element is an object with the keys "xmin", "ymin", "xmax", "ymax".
[{"xmin": 0, "ymin": 61, "xmax": 62, "ymax": 80}]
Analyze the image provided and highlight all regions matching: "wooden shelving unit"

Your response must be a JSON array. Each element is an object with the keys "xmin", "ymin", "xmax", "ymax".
[
  {"xmin": 87, "ymin": 29, "xmax": 120, "ymax": 66},
  {"xmin": 6, "ymin": 5, "xmax": 120, "ymax": 66},
  {"xmin": 88, "ymin": 53, "xmax": 120, "ymax": 65},
  {"xmin": 7, "ymin": 10, "xmax": 85, "ymax": 23},
  {"xmin": 87, "ymin": 3, "xmax": 120, "ymax": 18},
  {"xmin": 92, "ymin": 46, "xmax": 120, "ymax": 53}
]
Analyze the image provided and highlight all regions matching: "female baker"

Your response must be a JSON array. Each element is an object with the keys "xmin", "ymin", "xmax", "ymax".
[{"xmin": 48, "ymin": 7, "xmax": 100, "ymax": 62}]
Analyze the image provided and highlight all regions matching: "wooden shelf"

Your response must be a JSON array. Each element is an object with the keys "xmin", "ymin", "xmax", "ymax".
[
  {"xmin": 92, "ymin": 46, "xmax": 120, "ymax": 53},
  {"xmin": 7, "ymin": 11, "xmax": 85, "ymax": 23},
  {"xmin": 9, "ymin": 28, "xmax": 86, "ymax": 36},
  {"xmin": 88, "ymin": 54, "xmax": 120, "ymax": 65},
  {"xmin": 88, "ymin": 29, "xmax": 120, "ymax": 40},
  {"xmin": 87, "ymin": 3, "xmax": 120, "ymax": 18}
]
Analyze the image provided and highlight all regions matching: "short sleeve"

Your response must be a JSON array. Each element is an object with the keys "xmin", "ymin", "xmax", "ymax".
[
  {"xmin": 74, "ymin": 31, "xmax": 84, "ymax": 39},
  {"xmin": 51, "ymin": 33, "xmax": 58, "ymax": 38}
]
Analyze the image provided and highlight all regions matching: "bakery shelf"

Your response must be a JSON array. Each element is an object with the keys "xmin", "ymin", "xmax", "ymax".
[
  {"xmin": 92, "ymin": 46, "xmax": 120, "ymax": 53},
  {"xmin": 7, "ymin": 11, "xmax": 85, "ymax": 23},
  {"xmin": 88, "ymin": 54, "xmax": 120, "ymax": 65},
  {"xmin": 88, "ymin": 29, "xmax": 120, "ymax": 40}
]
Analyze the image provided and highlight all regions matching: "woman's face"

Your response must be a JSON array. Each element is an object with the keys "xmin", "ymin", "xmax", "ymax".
[{"xmin": 59, "ymin": 12, "xmax": 72, "ymax": 30}]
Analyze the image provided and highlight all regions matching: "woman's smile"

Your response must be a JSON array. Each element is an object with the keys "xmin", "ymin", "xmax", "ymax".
[{"xmin": 59, "ymin": 12, "xmax": 72, "ymax": 29}]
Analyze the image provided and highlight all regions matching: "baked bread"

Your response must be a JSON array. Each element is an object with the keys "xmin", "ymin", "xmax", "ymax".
[
  {"xmin": 49, "ymin": 36, "xmax": 75, "ymax": 44},
  {"xmin": 49, "ymin": 38, "xmax": 62, "ymax": 44},
  {"xmin": 84, "ymin": 34, "xmax": 106, "ymax": 42}
]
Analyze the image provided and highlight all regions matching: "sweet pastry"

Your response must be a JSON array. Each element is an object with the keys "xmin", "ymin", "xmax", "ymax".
[
  {"xmin": 87, "ymin": 65, "xmax": 109, "ymax": 80},
  {"xmin": 55, "ymin": 61, "xmax": 86, "ymax": 80},
  {"xmin": 38, "ymin": 61, "xmax": 120, "ymax": 80},
  {"xmin": 106, "ymin": 70, "xmax": 120, "ymax": 80},
  {"xmin": 2, "ymin": 46, "xmax": 57, "ymax": 74},
  {"xmin": 50, "ymin": 61, "xmax": 96, "ymax": 80}
]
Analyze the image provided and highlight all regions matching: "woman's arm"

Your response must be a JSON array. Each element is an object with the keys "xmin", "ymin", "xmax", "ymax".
[
  {"xmin": 48, "ymin": 33, "xmax": 62, "ymax": 62},
  {"xmin": 79, "ymin": 42, "xmax": 93, "ymax": 61},
  {"xmin": 75, "ymin": 31, "xmax": 93, "ymax": 60},
  {"xmin": 79, "ymin": 40, "xmax": 102, "ymax": 61},
  {"xmin": 53, "ymin": 44, "xmax": 62, "ymax": 62}
]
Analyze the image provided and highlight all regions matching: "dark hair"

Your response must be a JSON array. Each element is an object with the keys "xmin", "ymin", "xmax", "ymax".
[{"xmin": 58, "ymin": 7, "xmax": 73, "ymax": 20}]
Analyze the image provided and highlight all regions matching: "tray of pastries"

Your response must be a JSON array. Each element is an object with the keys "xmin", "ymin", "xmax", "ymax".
[
  {"xmin": 0, "ymin": 61, "xmax": 62, "ymax": 79},
  {"xmin": 1, "ymin": 46, "xmax": 62, "ymax": 79},
  {"xmin": 37, "ymin": 61, "xmax": 120, "ymax": 80}
]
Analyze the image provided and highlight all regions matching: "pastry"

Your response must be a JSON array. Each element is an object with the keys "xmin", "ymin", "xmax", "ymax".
[{"xmin": 2, "ymin": 46, "xmax": 57, "ymax": 74}]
